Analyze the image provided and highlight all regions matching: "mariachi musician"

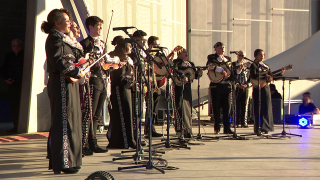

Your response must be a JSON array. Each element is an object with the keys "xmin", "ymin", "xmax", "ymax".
[
  {"xmin": 146, "ymin": 35, "xmax": 164, "ymax": 137},
  {"xmin": 42, "ymin": 8, "xmax": 84, "ymax": 174},
  {"xmin": 172, "ymin": 46, "xmax": 203, "ymax": 138},
  {"xmin": 250, "ymin": 49, "xmax": 286, "ymax": 134},
  {"xmin": 68, "ymin": 21, "xmax": 93, "ymax": 157},
  {"xmin": 80, "ymin": 16, "xmax": 108, "ymax": 154},
  {"xmin": 107, "ymin": 39, "xmax": 137, "ymax": 149},
  {"xmin": 207, "ymin": 42, "xmax": 233, "ymax": 135},
  {"xmin": 232, "ymin": 50, "xmax": 250, "ymax": 128}
]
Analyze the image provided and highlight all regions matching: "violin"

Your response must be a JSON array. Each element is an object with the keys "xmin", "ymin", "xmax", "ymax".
[
  {"xmin": 102, "ymin": 55, "xmax": 121, "ymax": 70},
  {"xmin": 66, "ymin": 59, "xmax": 90, "ymax": 83},
  {"xmin": 102, "ymin": 63, "xmax": 119, "ymax": 70}
]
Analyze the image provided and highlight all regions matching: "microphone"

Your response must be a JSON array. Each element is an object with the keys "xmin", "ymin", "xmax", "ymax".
[
  {"xmin": 230, "ymin": 51, "xmax": 238, "ymax": 54},
  {"xmin": 149, "ymin": 49, "xmax": 161, "ymax": 52},
  {"xmin": 157, "ymin": 46, "xmax": 167, "ymax": 49},
  {"xmin": 113, "ymin": 26, "xmax": 135, "ymax": 31}
]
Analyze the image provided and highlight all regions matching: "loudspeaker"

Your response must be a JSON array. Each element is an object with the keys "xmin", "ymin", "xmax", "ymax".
[
  {"xmin": 86, "ymin": 171, "xmax": 114, "ymax": 180},
  {"xmin": 272, "ymin": 99, "xmax": 283, "ymax": 124}
]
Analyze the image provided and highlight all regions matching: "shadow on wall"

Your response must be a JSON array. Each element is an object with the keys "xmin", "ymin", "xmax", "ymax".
[
  {"xmin": 37, "ymin": 87, "xmax": 51, "ymax": 132},
  {"xmin": 37, "ymin": 56, "xmax": 50, "ymax": 132}
]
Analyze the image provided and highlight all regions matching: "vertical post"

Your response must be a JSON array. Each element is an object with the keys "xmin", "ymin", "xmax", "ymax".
[
  {"xmin": 288, "ymin": 80, "xmax": 292, "ymax": 114},
  {"xmin": 187, "ymin": 0, "xmax": 191, "ymax": 60}
]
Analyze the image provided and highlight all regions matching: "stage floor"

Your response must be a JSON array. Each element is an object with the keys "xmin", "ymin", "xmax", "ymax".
[{"xmin": 0, "ymin": 122, "xmax": 319, "ymax": 180}]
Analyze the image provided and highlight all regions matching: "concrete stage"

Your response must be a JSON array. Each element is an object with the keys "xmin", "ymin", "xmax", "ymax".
[{"xmin": 0, "ymin": 122, "xmax": 319, "ymax": 180}]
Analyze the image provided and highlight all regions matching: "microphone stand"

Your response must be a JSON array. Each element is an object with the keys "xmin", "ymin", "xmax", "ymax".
[
  {"xmin": 151, "ymin": 50, "xmax": 192, "ymax": 150},
  {"xmin": 116, "ymin": 28, "xmax": 165, "ymax": 174},
  {"xmin": 218, "ymin": 62, "xmax": 248, "ymax": 140},
  {"xmin": 194, "ymin": 66, "xmax": 219, "ymax": 141},
  {"xmin": 272, "ymin": 77, "xmax": 302, "ymax": 138}
]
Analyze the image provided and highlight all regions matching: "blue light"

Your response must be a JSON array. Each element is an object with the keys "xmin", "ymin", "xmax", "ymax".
[{"xmin": 299, "ymin": 117, "xmax": 309, "ymax": 127}]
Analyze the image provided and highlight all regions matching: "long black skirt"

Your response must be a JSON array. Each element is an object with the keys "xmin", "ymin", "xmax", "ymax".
[
  {"xmin": 47, "ymin": 73, "xmax": 82, "ymax": 171},
  {"xmin": 252, "ymin": 84, "xmax": 274, "ymax": 133}
]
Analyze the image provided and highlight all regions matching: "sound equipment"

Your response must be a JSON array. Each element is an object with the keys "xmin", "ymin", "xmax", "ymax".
[
  {"xmin": 85, "ymin": 171, "xmax": 114, "ymax": 180},
  {"xmin": 272, "ymin": 99, "xmax": 283, "ymax": 124}
]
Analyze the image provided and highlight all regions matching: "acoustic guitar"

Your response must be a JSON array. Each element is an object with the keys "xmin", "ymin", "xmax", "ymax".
[
  {"xmin": 250, "ymin": 64, "xmax": 293, "ymax": 88},
  {"xmin": 207, "ymin": 61, "xmax": 232, "ymax": 83}
]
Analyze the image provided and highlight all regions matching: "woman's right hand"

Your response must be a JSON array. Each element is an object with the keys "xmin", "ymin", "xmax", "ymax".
[{"xmin": 78, "ymin": 70, "xmax": 86, "ymax": 79}]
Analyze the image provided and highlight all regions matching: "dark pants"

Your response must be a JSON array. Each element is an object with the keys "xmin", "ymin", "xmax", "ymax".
[
  {"xmin": 210, "ymin": 82, "xmax": 232, "ymax": 132},
  {"xmin": 144, "ymin": 91, "xmax": 160, "ymax": 135},
  {"xmin": 235, "ymin": 88, "xmax": 248, "ymax": 126},
  {"xmin": 89, "ymin": 77, "xmax": 107, "ymax": 147},
  {"xmin": 8, "ymin": 82, "xmax": 22, "ymax": 132}
]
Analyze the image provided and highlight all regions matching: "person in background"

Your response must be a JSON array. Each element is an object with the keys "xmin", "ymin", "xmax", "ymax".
[
  {"xmin": 299, "ymin": 92, "xmax": 320, "ymax": 115},
  {"xmin": 233, "ymin": 50, "xmax": 250, "ymax": 128},
  {"xmin": 270, "ymin": 84, "xmax": 282, "ymax": 99},
  {"xmin": 1, "ymin": 39, "xmax": 24, "ymax": 134}
]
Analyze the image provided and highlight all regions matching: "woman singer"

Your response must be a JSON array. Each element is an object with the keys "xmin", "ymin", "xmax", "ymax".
[
  {"xmin": 250, "ymin": 49, "xmax": 285, "ymax": 134},
  {"xmin": 42, "ymin": 9, "xmax": 85, "ymax": 174},
  {"xmin": 106, "ymin": 39, "xmax": 137, "ymax": 149}
]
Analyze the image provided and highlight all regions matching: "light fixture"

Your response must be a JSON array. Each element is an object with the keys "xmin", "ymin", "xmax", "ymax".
[{"xmin": 298, "ymin": 117, "xmax": 311, "ymax": 128}]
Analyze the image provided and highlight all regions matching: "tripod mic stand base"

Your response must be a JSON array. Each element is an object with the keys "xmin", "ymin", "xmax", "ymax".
[
  {"xmin": 272, "ymin": 130, "xmax": 302, "ymax": 138},
  {"xmin": 117, "ymin": 158, "xmax": 166, "ymax": 174}
]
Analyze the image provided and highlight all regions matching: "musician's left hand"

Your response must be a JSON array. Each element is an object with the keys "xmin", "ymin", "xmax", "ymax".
[
  {"xmin": 280, "ymin": 68, "xmax": 286, "ymax": 75},
  {"xmin": 267, "ymin": 75, "xmax": 273, "ymax": 82},
  {"xmin": 241, "ymin": 84, "xmax": 248, "ymax": 89},
  {"xmin": 183, "ymin": 77, "xmax": 189, "ymax": 84},
  {"xmin": 119, "ymin": 61, "xmax": 126, "ymax": 67},
  {"xmin": 237, "ymin": 64, "xmax": 244, "ymax": 71},
  {"xmin": 78, "ymin": 70, "xmax": 86, "ymax": 79},
  {"xmin": 88, "ymin": 58, "xmax": 95, "ymax": 65},
  {"xmin": 198, "ymin": 69, "xmax": 203, "ymax": 75},
  {"xmin": 222, "ymin": 70, "xmax": 228, "ymax": 79}
]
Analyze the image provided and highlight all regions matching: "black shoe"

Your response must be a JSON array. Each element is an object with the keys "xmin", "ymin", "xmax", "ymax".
[
  {"xmin": 83, "ymin": 147, "xmax": 93, "ymax": 156},
  {"xmin": 241, "ymin": 124, "xmax": 249, "ymax": 128},
  {"xmin": 214, "ymin": 130, "xmax": 220, "ymax": 135},
  {"xmin": 224, "ymin": 129, "xmax": 234, "ymax": 134},
  {"xmin": 152, "ymin": 132, "xmax": 163, "ymax": 137},
  {"xmin": 73, "ymin": 166, "xmax": 81, "ymax": 170},
  {"xmin": 130, "ymin": 142, "xmax": 137, "ymax": 149},
  {"xmin": 91, "ymin": 146, "xmax": 108, "ymax": 153},
  {"xmin": 184, "ymin": 132, "xmax": 192, "ymax": 138},
  {"xmin": 62, "ymin": 168, "xmax": 79, "ymax": 174},
  {"xmin": 140, "ymin": 140, "xmax": 147, "ymax": 146}
]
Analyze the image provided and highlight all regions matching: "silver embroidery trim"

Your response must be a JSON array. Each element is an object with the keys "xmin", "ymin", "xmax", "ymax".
[
  {"xmin": 60, "ymin": 72, "xmax": 70, "ymax": 169},
  {"xmin": 116, "ymin": 86, "xmax": 129, "ymax": 149},
  {"xmin": 62, "ymin": 63, "xmax": 76, "ymax": 74}
]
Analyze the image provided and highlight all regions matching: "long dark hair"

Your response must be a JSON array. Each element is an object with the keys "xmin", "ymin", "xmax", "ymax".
[
  {"xmin": 41, "ymin": 8, "xmax": 72, "ymax": 34},
  {"xmin": 111, "ymin": 35, "xmax": 124, "ymax": 46},
  {"xmin": 110, "ymin": 39, "xmax": 131, "ymax": 61}
]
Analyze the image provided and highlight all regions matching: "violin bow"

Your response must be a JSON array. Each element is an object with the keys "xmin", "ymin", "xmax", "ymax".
[{"xmin": 106, "ymin": 10, "xmax": 114, "ymax": 44}]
